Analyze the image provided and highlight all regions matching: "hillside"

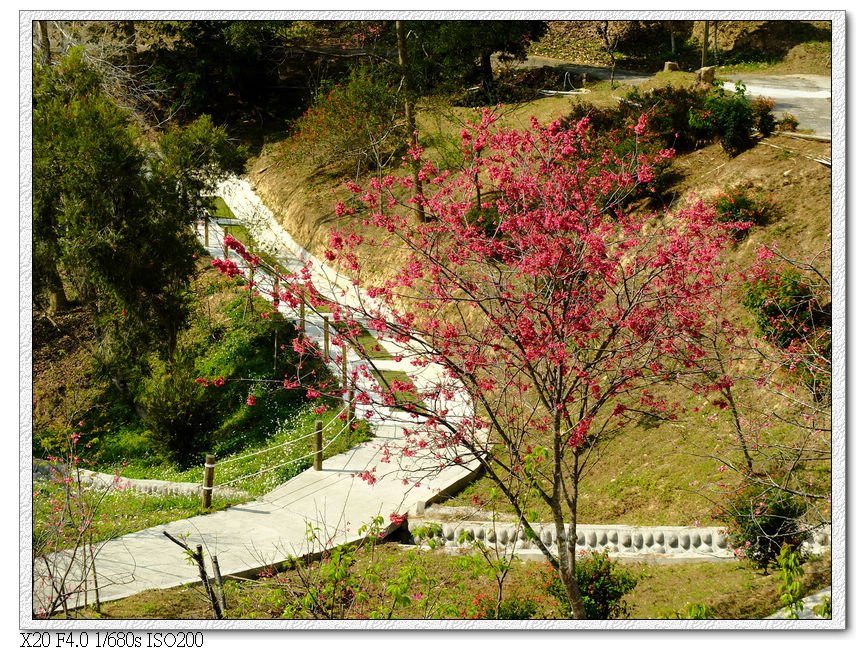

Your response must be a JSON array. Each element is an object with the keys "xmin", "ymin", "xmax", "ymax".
[
  {"xmin": 245, "ymin": 85, "xmax": 830, "ymax": 526},
  {"xmin": 529, "ymin": 20, "xmax": 832, "ymax": 74}
]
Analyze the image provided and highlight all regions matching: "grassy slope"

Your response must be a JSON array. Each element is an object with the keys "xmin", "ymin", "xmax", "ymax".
[{"xmin": 250, "ymin": 74, "xmax": 830, "ymax": 527}]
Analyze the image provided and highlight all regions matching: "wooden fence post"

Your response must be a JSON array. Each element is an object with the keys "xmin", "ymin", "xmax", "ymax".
[
  {"xmin": 204, "ymin": 215, "xmax": 209, "ymax": 247},
  {"xmin": 202, "ymin": 454, "xmax": 216, "ymax": 508},
  {"xmin": 323, "ymin": 316, "xmax": 330, "ymax": 358},
  {"xmin": 342, "ymin": 343, "xmax": 348, "ymax": 390},
  {"xmin": 348, "ymin": 388, "xmax": 355, "ymax": 431},
  {"xmin": 300, "ymin": 299, "xmax": 306, "ymax": 332},
  {"xmin": 314, "ymin": 420, "xmax": 323, "ymax": 471}
]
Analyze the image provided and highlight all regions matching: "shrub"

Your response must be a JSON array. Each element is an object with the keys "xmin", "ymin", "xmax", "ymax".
[
  {"xmin": 716, "ymin": 483, "xmax": 808, "ymax": 572},
  {"xmin": 742, "ymin": 267, "xmax": 816, "ymax": 348},
  {"xmin": 537, "ymin": 550, "xmax": 638, "ymax": 619},
  {"xmin": 689, "ymin": 82, "xmax": 754, "ymax": 156},
  {"xmin": 776, "ymin": 113, "xmax": 799, "ymax": 132},
  {"xmin": 471, "ymin": 593, "xmax": 539, "ymax": 620},
  {"xmin": 286, "ymin": 66, "xmax": 405, "ymax": 173},
  {"xmin": 751, "ymin": 95, "xmax": 777, "ymax": 137},
  {"xmin": 712, "ymin": 182, "xmax": 775, "ymax": 236},
  {"xmin": 623, "ymin": 84, "xmax": 708, "ymax": 151},
  {"xmin": 139, "ymin": 350, "xmax": 214, "ymax": 466}
]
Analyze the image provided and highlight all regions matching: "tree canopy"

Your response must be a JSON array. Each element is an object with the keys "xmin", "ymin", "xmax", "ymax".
[{"xmin": 33, "ymin": 48, "xmax": 245, "ymax": 373}]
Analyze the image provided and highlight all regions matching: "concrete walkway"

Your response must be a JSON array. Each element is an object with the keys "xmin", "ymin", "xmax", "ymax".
[{"xmin": 32, "ymin": 187, "xmax": 480, "ymax": 615}]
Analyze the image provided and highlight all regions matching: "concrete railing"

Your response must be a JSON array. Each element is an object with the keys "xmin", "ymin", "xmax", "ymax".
[{"xmin": 407, "ymin": 517, "xmax": 831, "ymax": 561}]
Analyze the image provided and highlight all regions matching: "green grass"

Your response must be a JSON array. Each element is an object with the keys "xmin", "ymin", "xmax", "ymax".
[
  {"xmin": 32, "ymin": 480, "xmax": 238, "ymax": 548},
  {"xmin": 81, "ymin": 541, "xmax": 831, "ymax": 620},
  {"xmin": 111, "ymin": 403, "xmax": 371, "ymax": 496},
  {"xmin": 329, "ymin": 319, "xmax": 392, "ymax": 360},
  {"xmin": 376, "ymin": 369, "xmax": 426, "ymax": 409},
  {"xmin": 210, "ymin": 196, "xmax": 235, "ymax": 221}
]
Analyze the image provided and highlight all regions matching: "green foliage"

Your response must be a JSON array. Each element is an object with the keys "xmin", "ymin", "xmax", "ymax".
[
  {"xmin": 144, "ymin": 20, "xmax": 285, "ymax": 121},
  {"xmin": 286, "ymin": 66, "xmax": 405, "ymax": 173},
  {"xmin": 662, "ymin": 602, "xmax": 713, "ymax": 619},
  {"xmin": 406, "ymin": 21, "xmax": 548, "ymax": 97},
  {"xmin": 712, "ymin": 182, "xmax": 776, "ymax": 237},
  {"xmin": 623, "ymin": 84, "xmax": 709, "ymax": 151},
  {"xmin": 33, "ymin": 49, "xmax": 245, "ymax": 377},
  {"xmin": 751, "ymin": 95, "xmax": 777, "ymax": 137},
  {"xmin": 777, "ymin": 544, "xmax": 805, "ymax": 619},
  {"xmin": 139, "ymin": 350, "xmax": 213, "ymax": 465},
  {"xmin": 813, "ymin": 595, "xmax": 831, "ymax": 619},
  {"xmin": 717, "ymin": 483, "xmax": 808, "ymax": 572},
  {"xmin": 743, "ymin": 268, "xmax": 816, "ymax": 348},
  {"xmin": 688, "ymin": 82, "xmax": 755, "ymax": 156},
  {"xmin": 537, "ymin": 551, "xmax": 638, "ymax": 619}
]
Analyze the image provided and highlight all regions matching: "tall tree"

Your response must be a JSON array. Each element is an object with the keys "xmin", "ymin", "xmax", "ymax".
[
  {"xmin": 406, "ymin": 21, "xmax": 548, "ymax": 92},
  {"xmin": 247, "ymin": 110, "xmax": 733, "ymax": 618},
  {"xmin": 33, "ymin": 49, "xmax": 244, "ymax": 371},
  {"xmin": 396, "ymin": 20, "xmax": 424, "ymax": 222}
]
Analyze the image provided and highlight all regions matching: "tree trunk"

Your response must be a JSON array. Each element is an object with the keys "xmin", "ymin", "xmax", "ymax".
[
  {"xmin": 559, "ymin": 564, "xmax": 589, "ymax": 619},
  {"xmin": 714, "ymin": 21, "xmax": 719, "ymax": 65},
  {"xmin": 37, "ymin": 20, "xmax": 51, "ymax": 65},
  {"xmin": 702, "ymin": 21, "xmax": 709, "ymax": 68},
  {"xmin": 480, "ymin": 51, "xmax": 495, "ymax": 89},
  {"xmin": 44, "ymin": 263, "xmax": 69, "ymax": 314},
  {"xmin": 396, "ymin": 21, "xmax": 425, "ymax": 222},
  {"xmin": 122, "ymin": 20, "xmax": 137, "ymax": 71},
  {"xmin": 670, "ymin": 22, "xmax": 676, "ymax": 55}
]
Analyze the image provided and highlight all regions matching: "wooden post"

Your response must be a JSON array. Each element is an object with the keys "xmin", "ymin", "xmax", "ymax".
[
  {"xmin": 202, "ymin": 454, "xmax": 215, "ymax": 508},
  {"xmin": 163, "ymin": 532, "xmax": 223, "ymax": 619},
  {"xmin": 314, "ymin": 419, "xmax": 323, "ymax": 471},
  {"xmin": 323, "ymin": 316, "xmax": 330, "ymax": 358},
  {"xmin": 204, "ymin": 215, "xmax": 209, "ymax": 247},
  {"xmin": 342, "ymin": 343, "xmax": 348, "ymax": 390},
  {"xmin": 348, "ymin": 388, "xmax": 355, "ymax": 431},
  {"xmin": 211, "ymin": 555, "xmax": 228, "ymax": 614},
  {"xmin": 300, "ymin": 299, "xmax": 306, "ymax": 331},
  {"xmin": 195, "ymin": 544, "xmax": 223, "ymax": 620}
]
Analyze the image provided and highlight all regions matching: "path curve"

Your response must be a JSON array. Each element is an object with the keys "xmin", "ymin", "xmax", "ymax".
[{"xmin": 31, "ymin": 180, "xmax": 480, "ymax": 616}]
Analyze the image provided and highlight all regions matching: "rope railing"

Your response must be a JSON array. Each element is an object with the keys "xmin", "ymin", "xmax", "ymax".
[
  {"xmin": 216, "ymin": 411, "xmax": 343, "ymax": 468},
  {"xmin": 213, "ymin": 419, "xmax": 352, "ymax": 488}
]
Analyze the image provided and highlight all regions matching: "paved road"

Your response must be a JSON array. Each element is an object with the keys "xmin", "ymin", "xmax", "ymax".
[
  {"xmin": 497, "ymin": 54, "xmax": 831, "ymax": 140},
  {"xmin": 721, "ymin": 73, "xmax": 831, "ymax": 139}
]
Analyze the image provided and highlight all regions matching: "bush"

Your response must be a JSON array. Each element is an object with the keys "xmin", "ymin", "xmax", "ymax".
[
  {"xmin": 286, "ymin": 66, "xmax": 405, "ymax": 173},
  {"xmin": 776, "ymin": 113, "xmax": 799, "ymax": 132},
  {"xmin": 623, "ymin": 85, "xmax": 708, "ymax": 151},
  {"xmin": 537, "ymin": 550, "xmax": 638, "ymax": 619},
  {"xmin": 140, "ymin": 350, "xmax": 214, "ymax": 466},
  {"xmin": 716, "ymin": 483, "xmax": 808, "ymax": 572},
  {"xmin": 689, "ymin": 82, "xmax": 754, "ymax": 156},
  {"xmin": 751, "ymin": 95, "xmax": 777, "ymax": 137},
  {"xmin": 742, "ymin": 267, "xmax": 816, "ymax": 348},
  {"xmin": 712, "ymin": 182, "xmax": 775, "ymax": 236}
]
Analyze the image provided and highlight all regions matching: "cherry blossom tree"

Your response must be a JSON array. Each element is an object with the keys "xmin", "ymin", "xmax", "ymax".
[
  {"xmin": 697, "ymin": 244, "xmax": 831, "ymax": 556},
  {"xmin": 213, "ymin": 110, "xmax": 734, "ymax": 618}
]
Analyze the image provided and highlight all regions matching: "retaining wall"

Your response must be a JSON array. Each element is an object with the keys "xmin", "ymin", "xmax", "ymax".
[{"xmin": 406, "ymin": 518, "xmax": 831, "ymax": 561}]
